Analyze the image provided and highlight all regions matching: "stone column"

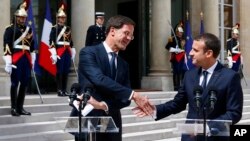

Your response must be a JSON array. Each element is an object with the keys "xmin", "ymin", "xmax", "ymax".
[
  {"xmin": 201, "ymin": 0, "xmax": 219, "ymax": 36},
  {"xmin": 68, "ymin": 0, "xmax": 95, "ymax": 88},
  {"xmin": 71, "ymin": 0, "xmax": 95, "ymax": 62},
  {"xmin": 240, "ymin": 0, "xmax": 250, "ymax": 87},
  {"xmin": 0, "ymin": 0, "xmax": 10, "ymax": 65},
  {"xmin": 0, "ymin": 0, "xmax": 11, "ymax": 96},
  {"xmin": 141, "ymin": 0, "xmax": 173, "ymax": 91}
]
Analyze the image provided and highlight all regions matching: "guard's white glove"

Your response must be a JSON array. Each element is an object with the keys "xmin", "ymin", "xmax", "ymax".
[
  {"xmin": 177, "ymin": 49, "xmax": 185, "ymax": 53},
  {"xmin": 169, "ymin": 47, "xmax": 178, "ymax": 53},
  {"xmin": 3, "ymin": 55, "xmax": 12, "ymax": 74},
  {"xmin": 71, "ymin": 48, "xmax": 76, "ymax": 62},
  {"xmin": 49, "ymin": 48, "xmax": 59, "ymax": 64},
  {"xmin": 31, "ymin": 52, "xmax": 36, "ymax": 69},
  {"xmin": 227, "ymin": 56, "xmax": 233, "ymax": 68},
  {"xmin": 169, "ymin": 47, "xmax": 184, "ymax": 53}
]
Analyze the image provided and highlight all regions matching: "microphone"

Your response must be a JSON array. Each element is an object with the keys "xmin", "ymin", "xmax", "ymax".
[
  {"xmin": 193, "ymin": 85, "xmax": 203, "ymax": 111},
  {"xmin": 69, "ymin": 83, "xmax": 82, "ymax": 106},
  {"xmin": 208, "ymin": 86, "xmax": 217, "ymax": 112},
  {"xmin": 82, "ymin": 85, "xmax": 93, "ymax": 105}
]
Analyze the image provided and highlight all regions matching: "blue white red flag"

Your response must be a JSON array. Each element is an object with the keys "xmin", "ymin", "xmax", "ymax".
[
  {"xmin": 38, "ymin": 0, "xmax": 57, "ymax": 76},
  {"xmin": 25, "ymin": 0, "xmax": 41, "ymax": 74},
  {"xmin": 184, "ymin": 19, "xmax": 195, "ymax": 70},
  {"xmin": 200, "ymin": 18, "xmax": 205, "ymax": 35}
]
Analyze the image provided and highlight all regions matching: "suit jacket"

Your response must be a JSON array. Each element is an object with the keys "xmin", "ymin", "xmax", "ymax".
[
  {"xmin": 156, "ymin": 62, "xmax": 243, "ymax": 141},
  {"xmin": 72, "ymin": 43, "xmax": 132, "ymax": 141}
]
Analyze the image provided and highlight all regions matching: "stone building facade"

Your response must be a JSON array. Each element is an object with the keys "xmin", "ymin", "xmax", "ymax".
[{"xmin": 0, "ymin": 0, "xmax": 249, "ymax": 95}]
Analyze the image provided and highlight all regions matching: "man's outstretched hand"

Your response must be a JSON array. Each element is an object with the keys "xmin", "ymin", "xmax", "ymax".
[{"xmin": 132, "ymin": 92, "xmax": 154, "ymax": 117}]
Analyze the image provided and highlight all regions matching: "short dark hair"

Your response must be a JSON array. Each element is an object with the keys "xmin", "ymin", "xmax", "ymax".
[
  {"xmin": 194, "ymin": 33, "xmax": 221, "ymax": 58},
  {"xmin": 105, "ymin": 15, "xmax": 135, "ymax": 34}
]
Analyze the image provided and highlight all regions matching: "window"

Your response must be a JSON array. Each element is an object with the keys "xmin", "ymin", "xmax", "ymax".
[{"xmin": 218, "ymin": 0, "xmax": 238, "ymax": 64}]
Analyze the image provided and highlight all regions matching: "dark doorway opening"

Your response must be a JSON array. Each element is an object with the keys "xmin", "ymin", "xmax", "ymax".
[{"xmin": 117, "ymin": 1, "xmax": 140, "ymax": 89}]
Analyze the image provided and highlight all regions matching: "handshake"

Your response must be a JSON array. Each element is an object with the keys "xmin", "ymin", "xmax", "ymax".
[
  {"xmin": 71, "ymin": 90, "xmax": 156, "ymax": 118},
  {"xmin": 131, "ymin": 92, "xmax": 156, "ymax": 118}
]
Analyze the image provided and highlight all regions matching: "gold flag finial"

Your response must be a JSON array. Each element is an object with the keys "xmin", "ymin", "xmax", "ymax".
[
  {"xmin": 186, "ymin": 11, "xmax": 189, "ymax": 20},
  {"xmin": 200, "ymin": 12, "xmax": 204, "ymax": 20}
]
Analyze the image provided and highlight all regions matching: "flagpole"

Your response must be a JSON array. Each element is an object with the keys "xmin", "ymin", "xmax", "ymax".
[
  {"xmin": 184, "ymin": 11, "xmax": 190, "ymax": 70},
  {"xmin": 32, "ymin": 69, "xmax": 44, "ymax": 103}
]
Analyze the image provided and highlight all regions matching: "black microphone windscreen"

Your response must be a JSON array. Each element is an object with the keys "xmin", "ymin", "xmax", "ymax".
[
  {"xmin": 193, "ymin": 85, "xmax": 203, "ymax": 94},
  {"xmin": 70, "ymin": 83, "xmax": 82, "ymax": 93},
  {"xmin": 85, "ymin": 84, "xmax": 94, "ymax": 93}
]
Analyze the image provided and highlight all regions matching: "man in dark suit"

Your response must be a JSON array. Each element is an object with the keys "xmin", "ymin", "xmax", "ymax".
[
  {"xmin": 133, "ymin": 33, "xmax": 243, "ymax": 141},
  {"xmin": 71, "ymin": 15, "xmax": 152, "ymax": 141},
  {"xmin": 85, "ymin": 12, "xmax": 106, "ymax": 46}
]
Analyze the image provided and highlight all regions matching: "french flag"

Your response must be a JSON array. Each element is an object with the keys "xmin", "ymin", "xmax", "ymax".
[{"xmin": 38, "ymin": 0, "xmax": 56, "ymax": 76}]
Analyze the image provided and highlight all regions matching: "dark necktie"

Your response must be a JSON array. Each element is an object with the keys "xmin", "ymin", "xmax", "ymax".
[
  {"xmin": 201, "ymin": 71, "xmax": 208, "ymax": 89},
  {"xmin": 110, "ymin": 52, "xmax": 117, "ymax": 80}
]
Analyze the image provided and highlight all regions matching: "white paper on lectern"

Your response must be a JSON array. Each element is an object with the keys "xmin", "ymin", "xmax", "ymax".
[{"xmin": 73, "ymin": 100, "xmax": 94, "ymax": 116}]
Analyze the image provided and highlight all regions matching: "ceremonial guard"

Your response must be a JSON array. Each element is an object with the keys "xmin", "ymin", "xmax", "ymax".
[
  {"xmin": 227, "ymin": 23, "xmax": 241, "ymax": 72},
  {"xmin": 85, "ymin": 12, "xmax": 106, "ymax": 46},
  {"xmin": 165, "ymin": 21, "xmax": 186, "ymax": 91},
  {"xmin": 49, "ymin": 5, "xmax": 75, "ymax": 96},
  {"xmin": 3, "ymin": 2, "xmax": 35, "ymax": 116}
]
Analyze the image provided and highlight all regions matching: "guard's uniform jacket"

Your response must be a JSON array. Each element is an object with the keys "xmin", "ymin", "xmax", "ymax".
[
  {"xmin": 49, "ymin": 24, "xmax": 73, "ymax": 58},
  {"xmin": 165, "ymin": 36, "xmax": 185, "ymax": 63},
  {"xmin": 227, "ymin": 38, "xmax": 241, "ymax": 71},
  {"xmin": 85, "ymin": 25, "xmax": 106, "ymax": 46},
  {"xmin": 49, "ymin": 24, "xmax": 73, "ymax": 74},
  {"xmin": 3, "ymin": 23, "xmax": 34, "ymax": 67}
]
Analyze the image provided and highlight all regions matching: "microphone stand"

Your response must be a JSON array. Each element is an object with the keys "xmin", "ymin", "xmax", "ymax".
[
  {"xmin": 202, "ymin": 106, "xmax": 208, "ymax": 141},
  {"xmin": 80, "ymin": 94, "xmax": 91, "ymax": 141},
  {"xmin": 77, "ymin": 96, "xmax": 90, "ymax": 141},
  {"xmin": 78, "ymin": 98, "xmax": 83, "ymax": 140}
]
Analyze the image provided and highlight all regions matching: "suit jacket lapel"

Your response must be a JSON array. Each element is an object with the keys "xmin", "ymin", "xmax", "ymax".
[
  {"xmin": 97, "ymin": 44, "xmax": 112, "ymax": 77},
  {"xmin": 201, "ymin": 62, "xmax": 224, "ymax": 104},
  {"xmin": 116, "ymin": 56, "xmax": 123, "ymax": 81},
  {"xmin": 206, "ymin": 62, "xmax": 223, "ymax": 89}
]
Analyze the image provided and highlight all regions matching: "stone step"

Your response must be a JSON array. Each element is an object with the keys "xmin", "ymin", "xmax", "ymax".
[
  {"xmin": 123, "ymin": 128, "xmax": 176, "ymax": 141},
  {"xmin": 0, "ymin": 103, "xmax": 248, "ymax": 127},
  {"xmin": 0, "ymin": 111, "xmax": 70, "ymax": 125},
  {"xmin": 0, "ymin": 130, "xmax": 74, "ymax": 141},
  {"xmin": 1, "ymin": 96, "xmax": 249, "ymax": 116},
  {"xmin": 1, "ymin": 91, "xmax": 249, "ymax": 106},
  {"xmin": 0, "ymin": 103, "xmax": 72, "ymax": 116},
  {"xmin": 0, "ymin": 90, "xmax": 249, "ymax": 141},
  {"xmin": 0, "ymin": 92, "xmax": 177, "ymax": 106}
]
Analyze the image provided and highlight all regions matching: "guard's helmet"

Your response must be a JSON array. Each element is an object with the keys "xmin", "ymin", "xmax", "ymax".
[
  {"xmin": 232, "ymin": 23, "xmax": 240, "ymax": 34},
  {"xmin": 175, "ymin": 21, "xmax": 184, "ymax": 33},
  {"xmin": 56, "ymin": 5, "xmax": 67, "ymax": 18},
  {"xmin": 14, "ymin": 1, "xmax": 27, "ymax": 17}
]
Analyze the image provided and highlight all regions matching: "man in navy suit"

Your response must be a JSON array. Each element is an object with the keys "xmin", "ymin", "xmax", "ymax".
[
  {"xmin": 133, "ymin": 33, "xmax": 243, "ymax": 141},
  {"xmin": 71, "ymin": 15, "xmax": 152, "ymax": 141}
]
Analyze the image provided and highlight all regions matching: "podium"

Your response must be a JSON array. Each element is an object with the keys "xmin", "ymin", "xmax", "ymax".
[
  {"xmin": 172, "ymin": 119, "xmax": 232, "ymax": 141},
  {"xmin": 55, "ymin": 116, "xmax": 119, "ymax": 141}
]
